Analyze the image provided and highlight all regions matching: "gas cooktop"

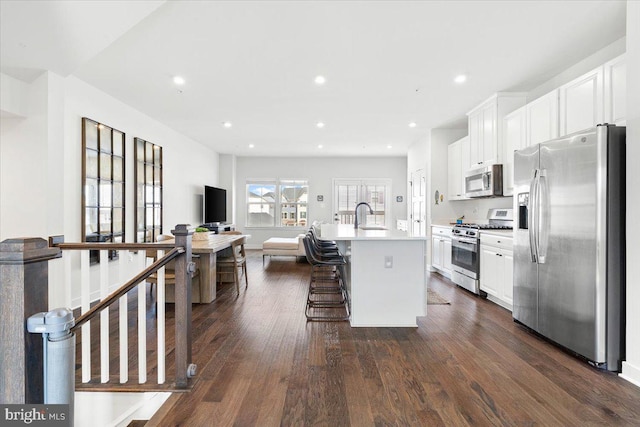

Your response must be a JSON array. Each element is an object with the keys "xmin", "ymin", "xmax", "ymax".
[{"xmin": 453, "ymin": 223, "xmax": 512, "ymax": 230}]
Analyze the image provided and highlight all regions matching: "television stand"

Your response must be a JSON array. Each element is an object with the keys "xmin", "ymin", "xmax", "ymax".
[{"xmin": 200, "ymin": 223, "xmax": 235, "ymax": 234}]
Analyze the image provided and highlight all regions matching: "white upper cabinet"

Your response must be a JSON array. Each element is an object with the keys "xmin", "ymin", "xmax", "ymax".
[
  {"xmin": 502, "ymin": 90, "xmax": 559, "ymax": 196},
  {"xmin": 468, "ymin": 110, "xmax": 482, "ymax": 166},
  {"xmin": 482, "ymin": 102, "xmax": 497, "ymax": 164},
  {"xmin": 448, "ymin": 136, "xmax": 469, "ymax": 200},
  {"xmin": 502, "ymin": 106, "xmax": 526, "ymax": 197},
  {"xmin": 559, "ymin": 66, "xmax": 604, "ymax": 135},
  {"xmin": 467, "ymin": 93, "xmax": 527, "ymax": 169},
  {"xmin": 603, "ymin": 54, "xmax": 626, "ymax": 125},
  {"xmin": 527, "ymin": 89, "xmax": 559, "ymax": 146}
]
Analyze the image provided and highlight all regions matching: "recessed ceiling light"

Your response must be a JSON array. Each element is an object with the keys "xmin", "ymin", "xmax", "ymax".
[
  {"xmin": 223, "ymin": 121, "xmax": 232, "ymax": 128},
  {"xmin": 173, "ymin": 76, "xmax": 185, "ymax": 85},
  {"xmin": 249, "ymin": 144, "xmax": 255, "ymax": 148},
  {"xmin": 316, "ymin": 122, "xmax": 325, "ymax": 128},
  {"xmin": 318, "ymin": 144, "xmax": 323, "ymax": 149},
  {"xmin": 314, "ymin": 75, "xmax": 326, "ymax": 85},
  {"xmin": 454, "ymin": 74, "xmax": 467, "ymax": 84},
  {"xmin": 387, "ymin": 145, "xmax": 393, "ymax": 149},
  {"xmin": 408, "ymin": 122, "xmax": 417, "ymax": 128}
]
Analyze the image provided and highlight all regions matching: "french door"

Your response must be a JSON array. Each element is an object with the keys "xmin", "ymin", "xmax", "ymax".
[
  {"xmin": 332, "ymin": 179, "xmax": 391, "ymax": 227},
  {"xmin": 410, "ymin": 170, "xmax": 426, "ymax": 236}
]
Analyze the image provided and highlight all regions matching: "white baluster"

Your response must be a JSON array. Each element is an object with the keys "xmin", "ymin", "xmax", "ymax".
[
  {"xmin": 80, "ymin": 250, "xmax": 91, "ymax": 383},
  {"xmin": 100, "ymin": 250, "xmax": 109, "ymax": 383},
  {"xmin": 64, "ymin": 252, "xmax": 72, "ymax": 308},
  {"xmin": 119, "ymin": 252, "xmax": 128, "ymax": 384},
  {"xmin": 157, "ymin": 249, "xmax": 166, "ymax": 384},
  {"xmin": 138, "ymin": 254, "xmax": 147, "ymax": 384}
]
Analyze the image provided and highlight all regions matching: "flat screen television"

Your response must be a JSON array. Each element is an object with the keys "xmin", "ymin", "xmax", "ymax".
[{"xmin": 203, "ymin": 185, "xmax": 227, "ymax": 224}]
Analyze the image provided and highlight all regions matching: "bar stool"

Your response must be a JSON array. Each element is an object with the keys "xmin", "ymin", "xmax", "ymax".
[
  {"xmin": 303, "ymin": 235, "xmax": 349, "ymax": 321},
  {"xmin": 308, "ymin": 227, "xmax": 339, "ymax": 252},
  {"xmin": 306, "ymin": 228, "xmax": 342, "ymax": 283}
]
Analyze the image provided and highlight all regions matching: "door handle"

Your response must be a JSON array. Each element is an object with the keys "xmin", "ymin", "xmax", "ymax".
[
  {"xmin": 528, "ymin": 170, "xmax": 539, "ymax": 263},
  {"xmin": 537, "ymin": 169, "xmax": 548, "ymax": 264}
]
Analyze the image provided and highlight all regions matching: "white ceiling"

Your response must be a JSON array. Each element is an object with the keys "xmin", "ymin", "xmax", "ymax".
[{"xmin": 1, "ymin": 1, "xmax": 626, "ymax": 157}]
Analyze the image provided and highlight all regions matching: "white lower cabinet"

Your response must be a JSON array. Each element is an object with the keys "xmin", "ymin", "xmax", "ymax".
[
  {"xmin": 479, "ymin": 233, "xmax": 513, "ymax": 310},
  {"xmin": 431, "ymin": 226, "xmax": 452, "ymax": 277}
]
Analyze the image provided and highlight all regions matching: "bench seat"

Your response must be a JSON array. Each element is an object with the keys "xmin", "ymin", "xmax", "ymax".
[{"xmin": 262, "ymin": 234, "xmax": 306, "ymax": 265}]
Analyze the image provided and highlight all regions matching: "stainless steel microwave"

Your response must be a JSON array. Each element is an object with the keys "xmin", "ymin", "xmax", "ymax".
[{"xmin": 464, "ymin": 164, "xmax": 503, "ymax": 198}]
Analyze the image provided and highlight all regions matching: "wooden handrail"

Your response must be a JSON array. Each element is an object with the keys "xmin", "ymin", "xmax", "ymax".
[
  {"xmin": 70, "ymin": 247, "xmax": 184, "ymax": 332},
  {"xmin": 56, "ymin": 242, "xmax": 176, "ymax": 251}
]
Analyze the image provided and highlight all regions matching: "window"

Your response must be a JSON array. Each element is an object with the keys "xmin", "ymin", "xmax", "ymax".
[
  {"xmin": 333, "ymin": 179, "xmax": 391, "ymax": 227},
  {"xmin": 246, "ymin": 179, "xmax": 308, "ymax": 227},
  {"xmin": 134, "ymin": 138, "xmax": 163, "ymax": 243},
  {"xmin": 82, "ymin": 118, "xmax": 125, "ymax": 263},
  {"xmin": 280, "ymin": 179, "xmax": 308, "ymax": 227},
  {"xmin": 247, "ymin": 181, "xmax": 276, "ymax": 227}
]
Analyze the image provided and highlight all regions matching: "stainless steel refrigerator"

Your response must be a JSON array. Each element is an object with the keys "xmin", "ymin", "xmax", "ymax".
[{"xmin": 513, "ymin": 124, "xmax": 625, "ymax": 371}]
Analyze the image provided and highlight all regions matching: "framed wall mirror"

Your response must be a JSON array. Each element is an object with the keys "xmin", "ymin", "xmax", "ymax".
[
  {"xmin": 134, "ymin": 137, "xmax": 163, "ymax": 243},
  {"xmin": 82, "ymin": 117, "xmax": 125, "ymax": 263}
]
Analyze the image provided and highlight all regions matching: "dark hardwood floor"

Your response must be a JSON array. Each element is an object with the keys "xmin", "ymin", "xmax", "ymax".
[{"xmin": 130, "ymin": 250, "xmax": 640, "ymax": 426}]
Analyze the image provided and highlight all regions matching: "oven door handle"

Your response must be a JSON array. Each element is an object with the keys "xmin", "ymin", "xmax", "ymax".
[
  {"xmin": 454, "ymin": 239, "xmax": 475, "ymax": 244},
  {"xmin": 452, "ymin": 238, "xmax": 477, "ymax": 246}
]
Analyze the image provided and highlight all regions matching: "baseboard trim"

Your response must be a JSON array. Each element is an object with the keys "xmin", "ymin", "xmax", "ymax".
[{"xmin": 620, "ymin": 361, "xmax": 640, "ymax": 388}]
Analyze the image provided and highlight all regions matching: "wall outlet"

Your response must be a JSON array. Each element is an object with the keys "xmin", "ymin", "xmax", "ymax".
[{"xmin": 384, "ymin": 256, "xmax": 393, "ymax": 268}]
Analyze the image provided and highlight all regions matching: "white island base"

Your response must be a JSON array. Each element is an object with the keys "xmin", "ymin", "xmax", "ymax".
[{"xmin": 320, "ymin": 225, "xmax": 427, "ymax": 327}]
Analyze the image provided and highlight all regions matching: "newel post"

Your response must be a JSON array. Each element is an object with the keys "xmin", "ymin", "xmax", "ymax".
[
  {"xmin": 172, "ymin": 224, "xmax": 193, "ymax": 388},
  {"xmin": 0, "ymin": 238, "xmax": 61, "ymax": 403}
]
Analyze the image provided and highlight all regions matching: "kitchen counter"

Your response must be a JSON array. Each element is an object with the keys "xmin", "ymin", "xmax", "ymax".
[
  {"xmin": 430, "ymin": 220, "xmax": 456, "ymax": 228},
  {"xmin": 479, "ymin": 229, "xmax": 515, "ymax": 237},
  {"xmin": 320, "ymin": 224, "xmax": 427, "ymax": 241},
  {"xmin": 319, "ymin": 224, "xmax": 427, "ymax": 327}
]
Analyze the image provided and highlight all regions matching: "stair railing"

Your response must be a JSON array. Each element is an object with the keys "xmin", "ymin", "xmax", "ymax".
[{"xmin": 53, "ymin": 224, "xmax": 195, "ymax": 391}]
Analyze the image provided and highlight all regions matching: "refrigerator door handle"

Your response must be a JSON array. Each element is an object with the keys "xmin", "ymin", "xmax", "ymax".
[
  {"xmin": 538, "ymin": 169, "xmax": 549, "ymax": 264},
  {"xmin": 528, "ymin": 170, "xmax": 539, "ymax": 263}
]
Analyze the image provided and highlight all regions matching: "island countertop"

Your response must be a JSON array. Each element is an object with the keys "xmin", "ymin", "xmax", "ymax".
[{"xmin": 320, "ymin": 224, "xmax": 428, "ymax": 241}]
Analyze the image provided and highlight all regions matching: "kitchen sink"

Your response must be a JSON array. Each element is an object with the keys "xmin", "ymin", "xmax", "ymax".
[{"xmin": 359, "ymin": 225, "xmax": 388, "ymax": 230}]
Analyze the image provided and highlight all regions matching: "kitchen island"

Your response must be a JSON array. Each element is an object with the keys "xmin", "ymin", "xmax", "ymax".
[{"xmin": 319, "ymin": 224, "xmax": 428, "ymax": 327}]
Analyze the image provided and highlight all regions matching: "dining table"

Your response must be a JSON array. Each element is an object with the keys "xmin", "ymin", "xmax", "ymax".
[{"xmin": 165, "ymin": 232, "xmax": 247, "ymax": 303}]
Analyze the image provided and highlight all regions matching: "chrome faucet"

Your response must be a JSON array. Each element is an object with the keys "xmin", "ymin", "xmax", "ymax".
[{"xmin": 354, "ymin": 202, "xmax": 374, "ymax": 229}]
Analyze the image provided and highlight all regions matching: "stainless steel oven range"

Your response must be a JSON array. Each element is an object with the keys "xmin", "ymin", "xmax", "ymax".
[{"xmin": 451, "ymin": 208, "xmax": 513, "ymax": 295}]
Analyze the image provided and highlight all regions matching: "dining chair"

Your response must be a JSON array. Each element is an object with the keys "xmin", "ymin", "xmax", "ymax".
[
  {"xmin": 147, "ymin": 234, "xmax": 200, "ymax": 300},
  {"xmin": 216, "ymin": 235, "xmax": 248, "ymax": 295}
]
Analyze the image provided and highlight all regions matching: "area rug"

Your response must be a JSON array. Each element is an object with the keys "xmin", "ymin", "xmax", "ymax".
[{"xmin": 427, "ymin": 288, "xmax": 450, "ymax": 305}]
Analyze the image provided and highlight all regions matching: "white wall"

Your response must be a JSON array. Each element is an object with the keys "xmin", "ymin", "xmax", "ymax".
[
  {"xmin": 218, "ymin": 154, "xmax": 237, "ymax": 224},
  {"xmin": 0, "ymin": 72, "xmax": 220, "ymax": 308},
  {"xmin": 621, "ymin": 0, "xmax": 640, "ymax": 388},
  {"xmin": 64, "ymin": 76, "xmax": 218, "ymax": 241},
  {"xmin": 429, "ymin": 128, "xmax": 467, "ymax": 222},
  {"xmin": 233, "ymin": 156, "xmax": 407, "ymax": 247},
  {"xmin": 407, "ymin": 135, "xmax": 429, "ymax": 179},
  {"xmin": 0, "ymin": 73, "xmax": 52, "ymax": 241},
  {"xmin": 0, "ymin": 73, "xmax": 28, "ymax": 118}
]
